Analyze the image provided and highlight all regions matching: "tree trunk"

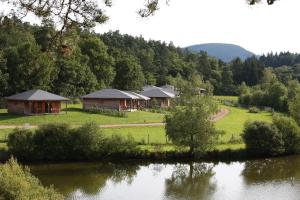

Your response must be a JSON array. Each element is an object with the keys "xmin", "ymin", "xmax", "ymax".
[{"xmin": 189, "ymin": 134, "xmax": 194, "ymax": 157}]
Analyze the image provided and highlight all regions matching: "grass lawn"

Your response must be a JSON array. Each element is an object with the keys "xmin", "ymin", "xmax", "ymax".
[
  {"xmin": 103, "ymin": 126, "xmax": 167, "ymax": 144},
  {"xmin": 0, "ymin": 100, "xmax": 274, "ymax": 153},
  {"xmin": 213, "ymin": 96, "xmax": 238, "ymax": 102},
  {"xmin": 0, "ymin": 104, "xmax": 165, "ymax": 125},
  {"xmin": 215, "ymin": 105, "xmax": 273, "ymax": 143},
  {"xmin": 0, "ymin": 129, "xmax": 12, "ymax": 142}
]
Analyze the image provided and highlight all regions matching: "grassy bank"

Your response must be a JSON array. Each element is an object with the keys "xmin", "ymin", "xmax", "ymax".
[
  {"xmin": 0, "ymin": 103, "xmax": 273, "ymax": 153},
  {"xmin": 215, "ymin": 105, "xmax": 272, "ymax": 143},
  {"xmin": 0, "ymin": 104, "xmax": 165, "ymax": 125}
]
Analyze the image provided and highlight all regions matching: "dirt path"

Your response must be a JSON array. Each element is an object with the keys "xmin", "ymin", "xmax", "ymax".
[
  {"xmin": 0, "ymin": 108, "xmax": 230, "ymax": 129},
  {"xmin": 211, "ymin": 108, "xmax": 230, "ymax": 122}
]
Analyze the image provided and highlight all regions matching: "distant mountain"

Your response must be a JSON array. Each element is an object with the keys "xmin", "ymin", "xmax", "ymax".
[{"xmin": 185, "ymin": 43, "xmax": 255, "ymax": 62}]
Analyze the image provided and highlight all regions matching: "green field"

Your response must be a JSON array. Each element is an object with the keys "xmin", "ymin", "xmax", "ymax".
[
  {"xmin": 0, "ymin": 99, "xmax": 274, "ymax": 151},
  {"xmin": 215, "ymin": 105, "xmax": 273, "ymax": 143},
  {"xmin": 0, "ymin": 104, "xmax": 164, "ymax": 125},
  {"xmin": 213, "ymin": 96, "xmax": 238, "ymax": 102},
  {"xmin": 103, "ymin": 126, "xmax": 167, "ymax": 144}
]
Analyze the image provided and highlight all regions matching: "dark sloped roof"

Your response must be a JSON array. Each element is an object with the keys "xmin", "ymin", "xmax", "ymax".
[
  {"xmin": 6, "ymin": 90, "xmax": 69, "ymax": 101},
  {"xmin": 82, "ymin": 89, "xmax": 140, "ymax": 99},
  {"xmin": 141, "ymin": 88, "xmax": 175, "ymax": 98}
]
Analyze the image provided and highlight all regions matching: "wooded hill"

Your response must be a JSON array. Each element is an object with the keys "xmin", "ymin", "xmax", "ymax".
[{"xmin": 1, "ymin": 16, "xmax": 300, "ymax": 100}]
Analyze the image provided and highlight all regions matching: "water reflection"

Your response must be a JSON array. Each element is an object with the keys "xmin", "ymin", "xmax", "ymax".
[
  {"xmin": 242, "ymin": 156, "xmax": 300, "ymax": 184},
  {"xmin": 29, "ymin": 156, "xmax": 300, "ymax": 200},
  {"xmin": 30, "ymin": 162, "xmax": 140, "ymax": 196},
  {"xmin": 165, "ymin": 162, "xmax": 215, "ymax": 200}
]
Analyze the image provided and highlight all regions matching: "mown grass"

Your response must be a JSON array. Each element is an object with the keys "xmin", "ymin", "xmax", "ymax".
[
  {"xmin": 0, "ymin": 129, "xmax": 12, "ymax": 142},
  {"xmin": 0, "ymin": 98, "xmax": 274, "ymax": 153},
  {"xmin": 213, "ymin": 96, "xmax": 238, "ymax": 102},
  {"xmin": 0, "ymin": 104, "xmax": 165, "ymax": 125},
  {"xmin": 215, "ymin": 105, "xmax": 273, "ymax": 143},
  {"xmin": 103, "ymin": 126, "xmax": 167, "ymax": 144}
]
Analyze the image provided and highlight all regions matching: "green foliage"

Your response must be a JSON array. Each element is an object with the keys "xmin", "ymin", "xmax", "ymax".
[
  {"xmin": 0, "ymin": 158, "xmax": 63, "ymax": 200},
  {"xmin": 7, "ymin": 129, "xmax": 34, "ymax": 160},
  {"xmin": 288, "ymin": 92, "xmax": 300, "ymax": 125},
  {"xmin": 33, "ymin": 124, "xmax": 73, "ymax": 160},
  {"xmin": 7, "ymin": 123, "xmax": 137, "ymax": 161},
  {"xmin": 248, "ymin": 107, "xmax": 261, "ymax": 113},
  {"xmin": 242, "ymin": 121, "xmax": 284, "ymax": 156},
  {"xmin": 0, "ymin": 51, "xmax": 8, "ymax": 97},
  {"xmin": 5, "ymin": 41, "xmax": 55, "ymax": 93},
  {"xmin": 273, "ymin": 115, "xmax": 300, "ymax": 154},
  {"xmin": 80, "ymin": 35, "xmax": 115, "ymax": 88},
  {"xmin": 54, "ymin": 50, "xmax": 98, "ymax": 98},
  {"xmin": 71, "ymin": 122, "xmax": 105, "ymax": 159},
  {"xmin": 165, "ymin": 96, "xmax": 218, "ymax": 154},
  {"xmin": 87, "ymin": 107, "xmax": 128, "ymax": 118},
  {"xmin": 114, "ymin": 55, "xmax": 145, "ymax": 90}
]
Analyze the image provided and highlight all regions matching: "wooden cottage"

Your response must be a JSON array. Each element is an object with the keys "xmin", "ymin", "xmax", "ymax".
[
  {"xmin": 6, "ymin": 89, "xmax": 69, "ymax": 115},
  {"xmin": 82, "ymin": 89, "xmax": 149, "ymax": 112},
  {"xmin": 141, "ymin": 87, "xmax": 175, "ymax": 108}
]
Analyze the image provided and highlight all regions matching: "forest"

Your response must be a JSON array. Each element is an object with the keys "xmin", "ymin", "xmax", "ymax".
[{"xmin": 1, "ymin": 16, "xmax": 300, "ymax": 103}]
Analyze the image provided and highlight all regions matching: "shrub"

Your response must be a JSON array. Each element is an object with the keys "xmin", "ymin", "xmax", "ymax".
[
  {"xmin": 71, "ymin": 122, "xmax": 105, "ymax": 159},
  {"xmin": 33, "ymin": 124, "xmax": 73, "ymax": 161},
  {"xmin": 248, "ymin": 106, "xmax": 260, "ymax": 113},
  {"xmin": 7, "ymin": 123, "xmax": 138, "ymax": 161},
  {"xmin": 0, "ymin": 158, "xmax": 63, "ymax": 200},
  {"xmin": 273, "ymin": 115, "xmax": 300, "ymax": 154},
  {"xmin": 103, "ymin": 134, "xmax": 137, "ymax": 155},
  {"xmin": 238, "ymin": 93, "xmax": 251, "ymax": 106},
  {"xmin": 87, "ymin": 107, "xmax": 127, "ymax": 118},
  {"xmin": 242, "ymin": 121, "xmax": 284, "ymax": 156},
  {"xmin": 7, "ymin": 129, "xmax": 34, "ymax": 160}
]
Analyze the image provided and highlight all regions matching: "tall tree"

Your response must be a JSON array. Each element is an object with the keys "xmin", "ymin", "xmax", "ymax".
[
  {"xmin": 4, "ymin": 41, "xmax": 55, "ymax": 94},
  {"xmin": 0, "ymin": 51, "xmax": 8, "ymax": 97},
  {"xmin": 80, "ymin": 35, "xmax": 115, "ymax": 88},
  {"xmin": 231, "ymin": 58, "xmax": 244, "ymax": 84},
  {"xmin": 54, "ymin": 49, "xmax": 98, "ymax": 98},
  {"xmin": 114, "ymin": 55, "xmax": 145, "ymax": 91}
]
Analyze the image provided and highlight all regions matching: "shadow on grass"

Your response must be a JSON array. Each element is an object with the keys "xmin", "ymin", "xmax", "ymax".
[
  {"xmin": 0, "ymin": 112, "xmax": 27, "ymax": 121},
  {"xmin": 62, "ymin": 107, "xmax": 85, "ymax": 113}
]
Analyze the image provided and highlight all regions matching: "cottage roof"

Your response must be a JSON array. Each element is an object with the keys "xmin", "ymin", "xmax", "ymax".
[
  {"xmin": 127, "ymin": 91, "xmax": 151, "ymax": 100},
  {"xmin": 82, "ymin": 89, "xmax": 140, "ymax": 99},
  {"xmin": 6, "ymin": 90, "xmax": 69, "ymax": 101},
  {"xmin": 141, "ymin": 88, "xmax": 175, "ymax": 98}
]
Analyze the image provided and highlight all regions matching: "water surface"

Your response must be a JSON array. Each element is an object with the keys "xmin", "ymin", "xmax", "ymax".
[{"xmin": 30, "ymin": 156, "xmax": 300, "ymax": 200}]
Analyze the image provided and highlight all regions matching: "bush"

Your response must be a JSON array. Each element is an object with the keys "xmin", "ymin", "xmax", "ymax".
[
  {"xmin": 248, "ymin": 107, "xmax": 260, "ymax": 113},
  {"xmin": 33, "ymin": 124, "xmax": 72, "ymax": 161},
  {"xmin": 71, "ymin": 122, "xmax": 105, "ymax": 159},
  {"xmin": 0, "ymin": 158, "xmax": 63, "ymax": 200},
  {"xmin": 242, "ymin": 121, "xmax": 284, "ymax": 156},
  {"xmin": 7, "ymin": 129, "xmax": 34, "ymax": 160},
  {"xmin": 87, "ymin": 107, "xmax": 127, "ymax": 118},
  {"xmin": 7, "ymin": 123, "xmax": 137, "ymax": 161},
  {"xmin": 273, "ymin": 115, "xmax": 300, "ymax": 154},
  {"xmin": 103, "ymin": 134, "xmax": 137, "ymax": 155}
]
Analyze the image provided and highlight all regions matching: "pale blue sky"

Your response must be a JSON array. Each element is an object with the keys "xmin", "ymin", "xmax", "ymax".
[{"xmin": 1, "ymin": 0, "xmax": 300, "ymax": 54}]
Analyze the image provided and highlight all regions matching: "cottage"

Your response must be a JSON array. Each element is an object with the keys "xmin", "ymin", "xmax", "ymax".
[
  {"xmin": 141, "ymin": 87, "xmax": 175, "ymax": 108},
  {"xmin": 82, "ymin": 89, "xmax": 148, "ymax": 111},
  {"xmin": 6, "ymin": 89, "xmax": 69, "ymax": 115}
]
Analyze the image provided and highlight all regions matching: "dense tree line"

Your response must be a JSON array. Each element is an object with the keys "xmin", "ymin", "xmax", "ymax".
[{"xmin": 1, "ymin": 16, "xmax": 300, "ymax": 101}]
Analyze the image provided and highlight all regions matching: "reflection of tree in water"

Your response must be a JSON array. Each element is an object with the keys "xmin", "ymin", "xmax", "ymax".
[
  {"xmin": 30, "ymin": 162, "xmax": 140, "ymax": 195},
  {"xmin": 242, "ymin": 156, "xmax": 300, "ymax": 184},
  {"xmin": 164, "ymin": 162, "xmax": 216, "ymax": 200}
]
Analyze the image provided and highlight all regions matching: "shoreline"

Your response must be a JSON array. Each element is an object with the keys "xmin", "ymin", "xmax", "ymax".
[{"xmin": 1, "ymin": 148, "xmax": 294, "ymax": 165}]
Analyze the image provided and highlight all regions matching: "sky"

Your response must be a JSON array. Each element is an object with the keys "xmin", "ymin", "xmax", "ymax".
[{"xmin": 1, "ymin": 0, "xmax": 300, "ymax": 55}]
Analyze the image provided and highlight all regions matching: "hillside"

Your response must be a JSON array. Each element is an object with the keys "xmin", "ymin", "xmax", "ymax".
[{"xmin": 186, "ymin": 43, "xmax": 255, "ymax": 62}]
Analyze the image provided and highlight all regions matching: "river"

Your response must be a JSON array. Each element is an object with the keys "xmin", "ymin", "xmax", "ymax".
[{"xmin": 29, "ymin": 155, "xmax": 300, "ymax": 200}]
